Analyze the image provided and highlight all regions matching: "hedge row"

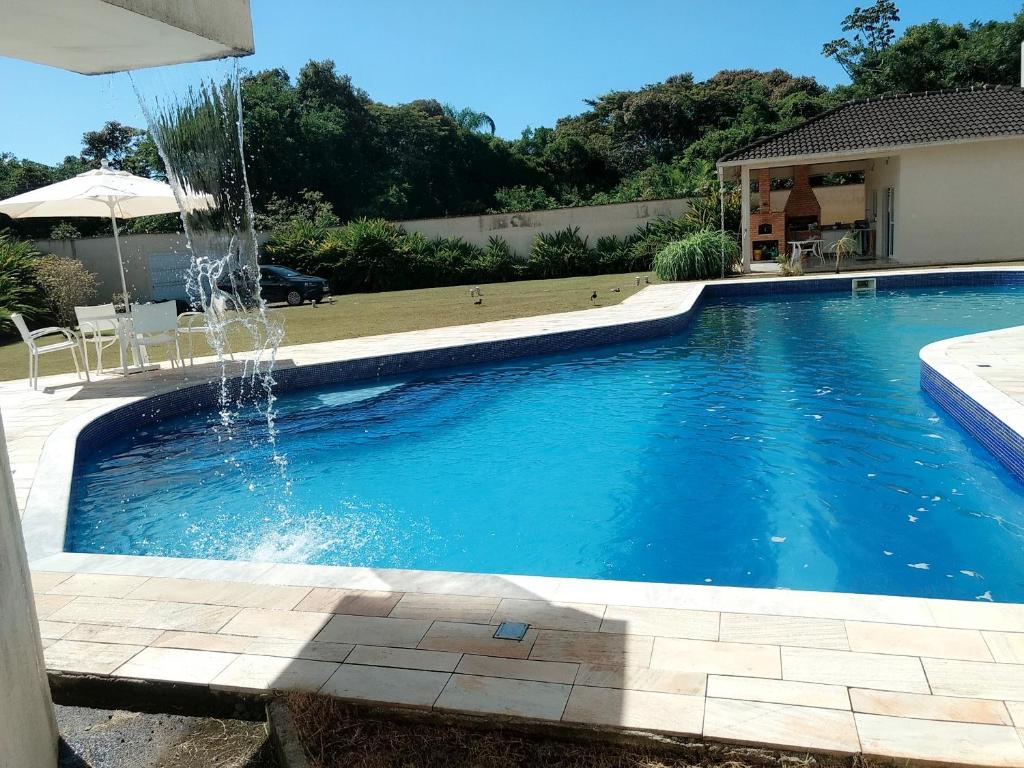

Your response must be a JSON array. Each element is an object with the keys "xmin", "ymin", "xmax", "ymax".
[{"xmin": 262, "ymin": 216, "xmax": 727, "ymax": 294}]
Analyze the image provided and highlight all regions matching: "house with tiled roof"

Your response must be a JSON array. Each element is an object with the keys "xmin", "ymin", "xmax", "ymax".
[{"xmin": 717, "ymin": 86, "xmax": 1024, "ymax": 270}]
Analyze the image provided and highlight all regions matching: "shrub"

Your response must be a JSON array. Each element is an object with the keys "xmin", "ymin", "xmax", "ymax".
[
  {"xmin": 627, "ymin": 217, "xmax": 696, "ymax": 272},
  {"xmin": 476, "ymin": 236, "xmax": 520, "ymax": 282},
  {"xmin": 491, "ymin": 185, "xmax": 559, "ymax": 214},
  {"xmin": 34, "ymin": 255, "xmax": 100, "ymax": 327},
  {"xmin": 264, "ymin": 216, "xmax": 331, "ymax": 276},
  {"xmin": 527, "ymin": 226, "xmax": 593, "ymax": 279},
  {"xmin": 321, "ymin": 218, "xmax": 410, "ymax": 293},
  {"xmin": 0, "ymin": 233, "xmax": 44, "ymax": 335},
  {"xmin": 415, "ymin": 237, "xmax": 485, "ymax": 287},
  {"xmin": 653, "ymin": 229, "xmax": 740, "ymax": 281}
]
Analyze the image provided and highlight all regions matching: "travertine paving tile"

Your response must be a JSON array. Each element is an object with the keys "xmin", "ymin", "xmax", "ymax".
[
  {"xmin": 45, "ymin": 640, "xmax": 143, "ymax": 675},
  {"xmin": 576, "ymin": 664, "xmax": 705, "ymax": 695},
  {"xmin": 128, "ymin": 578, "xmax": 310, "ymax": 610},
  {"xmin": 220, "ymin": 608, "xmax": 330, "ymax": 641},
  {"xmin": 1006, "ymin": 701, "xmax": 1024, "ymax": 727},
  {"xmin": 34, "ymin": 593, "xmax": 75, "ymax": 619},
  {"xmin": 245, "ymin": 638, "xmax": 354, "ymax": 663},
  {"xmin": 49, "ymin": 596, "xmax": 238, "ymax": 632},
  {"xmin": 704, "ymin": 699, "xmax": 859, "ymax": 754},
  {"xmin": 346, "ymin": 646, "xmax": 461, "ymax": 673},
  {"xmin": 849, "ymin": 688, "xmax": 1012, "ymax": 725},
  {"xmin": 421, "ymin": 622, "xmax": 538, "ymax": 659},
  {"xmin": 923, "ymin": 658, "xmax": 1024, "ymax": 700},
  {"xmin": 707, "ymin": 675, "xmax": 850, "ymax": 710},
  {"xmin": 66, "ymin": 624, "xmax": 163, "ymax": 646},
  {"xmin": 652, "ymin": 638, "xmax": 781, "ymax": 678},
  {"xmin": 151, "ymin": 630, "xmax": 253, "ymax": 654},
  {"xmin": 31, "ymin": 571, "xmax": 71, "ymax": 592},
  {"xmin": 320, "ymin": 664, "xmax": 450, "ymax": 708},
  {"xmin": 38, "ymin": 621, "xmax": 75, "ymax": 640},
  {"xmin": 720, "ymin": 613, "xmax": 848, "ymax": 650},
  {"xmin": 50, "ymin": 574, "xmax": 148, "ymax": 599},
  {"xmin": 389, "ymin": 593, "xmax": 498, "ymax": 623},
  {"xmin": 928, "ymin": 600, "xmax": 1024, "ymax": 633},
  {"xmin": 436, "ymin": 674, "xmax": 571, "ymax": 720},
  {"xmin": 984, "ymin": 632, "xmax": 1024, "ymax": 664},
  {"xmin": 601, "ymin": 606, "xmax": 718, "ymax": 641},
  {"xmin": 491, "ymin": 599, "xmax": 605, "ymax": 632},
  {"xmin": 116, "ymin": 647, "xmax": 237, "ymax": 684},
  {"xmin": 455, "ymin": 655, "xmax": 578, "ymax": 685},
  {"xmin": 846, "ymin": 621, "xmax": 992, "ymax": 661},
  {"xmin": 562, "ymin": 686, "xmax": 704, "ymax": 735},
  {"xmin": 855, "ymin": 713, "xmax": 1024, "ymax": 767},
  {"xmin": 317, "ymin": 615, "xmax": 431, "ymax": 648},
  {"xmin": 781, "ymin": 647, "xmax": 929, "ymax": 694},
  {"xmin": 294, "ymin": 588, "xmax": 402, "ymax": 617},
  {"xmin": 530, "ymin": 630, "xmax": 652, "ymax": 667},
  {"xmin": 212, "ymin": 654, "xmax": 339, "ymax": 693}
]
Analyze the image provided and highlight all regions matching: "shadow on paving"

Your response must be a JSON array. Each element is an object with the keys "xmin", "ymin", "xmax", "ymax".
[{"xmin": 56, "ymin": 703, "xmax": 277, "ymax": 768}]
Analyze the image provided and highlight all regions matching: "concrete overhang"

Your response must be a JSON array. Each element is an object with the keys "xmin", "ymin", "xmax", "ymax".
[{"xmin": 1, "ymin": 0, "xmax": 254, "ymax": 75}]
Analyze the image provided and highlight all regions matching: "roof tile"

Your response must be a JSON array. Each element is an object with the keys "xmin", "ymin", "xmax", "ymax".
[{"xmin": 719, "ymin": 87, "xmax": 1024, "ymax": 163}]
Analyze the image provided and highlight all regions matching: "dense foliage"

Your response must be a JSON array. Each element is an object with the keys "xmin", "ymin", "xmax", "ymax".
[
  {"xmin": 0, "ymin": 233, "xmax": 44, "ymax": 333},
  {"xmin": 263, "ymin": 212, "xmax": 720, "ymax": 291},
  {"xmin": 1, "ymin": 3, "xmax": 1020, "ymax": 239}
]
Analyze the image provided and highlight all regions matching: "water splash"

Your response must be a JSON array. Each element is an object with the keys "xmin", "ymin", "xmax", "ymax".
[{"xmin": 131, "ymin": 62, "xmax": 289, "ymax": 485}]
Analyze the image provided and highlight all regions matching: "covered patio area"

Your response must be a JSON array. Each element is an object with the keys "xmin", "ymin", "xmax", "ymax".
[{"xmin": 719, "ymin": 156, "xmax": 896, "ymax": 273}]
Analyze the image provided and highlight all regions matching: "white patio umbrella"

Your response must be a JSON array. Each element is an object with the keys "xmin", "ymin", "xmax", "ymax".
[{"xmin": 0, "ymin": 161, "xmax": 180, "ymax": 304}]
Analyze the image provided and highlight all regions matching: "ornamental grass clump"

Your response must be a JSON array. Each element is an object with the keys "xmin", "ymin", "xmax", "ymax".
[{"xmin": 653, "ymin": 229, "xmax": 739, "ymax": 281}]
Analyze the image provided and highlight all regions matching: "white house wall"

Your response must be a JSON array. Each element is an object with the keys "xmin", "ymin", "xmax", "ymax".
[{"xmin": 895, "ymin": 139, "xmax": 1024, "ymax": 265}]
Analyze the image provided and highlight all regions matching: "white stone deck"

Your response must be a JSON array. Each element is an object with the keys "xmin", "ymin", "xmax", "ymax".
[{"xmin": 5, "ymin": 274, "xmax": 1024, "ymax": 766}]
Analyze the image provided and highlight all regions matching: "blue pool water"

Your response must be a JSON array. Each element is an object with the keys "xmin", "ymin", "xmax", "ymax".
[{"xmin": 69, "ymin": 285, "xmax": 1024, "ymax": 601}]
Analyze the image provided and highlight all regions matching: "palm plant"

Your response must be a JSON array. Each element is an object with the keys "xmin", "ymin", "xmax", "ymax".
[
  {"xmin": 442, "ymin": 104, "xmax": 496, "ymax": 135},
  {"xmin": 829, "ymin": 231, "xmax": 860, "ymax": 274}
]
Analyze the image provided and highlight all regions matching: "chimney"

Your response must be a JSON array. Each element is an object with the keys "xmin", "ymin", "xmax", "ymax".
[
  {"xmin": 784, "ymin": 166, "xmax": 821, "ymax": 220},
  {"xmin": 1020, "ymin": 40, "xmax": 1023, "ymax": 87}
]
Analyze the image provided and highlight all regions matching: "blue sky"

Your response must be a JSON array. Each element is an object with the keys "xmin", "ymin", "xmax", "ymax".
[{"xmin": 1, "ymin": 0, "xmax": 1021, "ymax": 165}]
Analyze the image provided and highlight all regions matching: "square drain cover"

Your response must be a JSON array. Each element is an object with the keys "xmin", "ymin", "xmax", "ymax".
[{"xmin": 493, "ymin": 621, "xmax": 529, "ymax": 641}]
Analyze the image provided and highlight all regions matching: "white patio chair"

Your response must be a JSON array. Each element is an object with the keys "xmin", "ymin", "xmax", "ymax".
[
  {"xmin": 176, "ymin": 292, "xmax": 235, "ymax": 365},
  {"xmin": 75, "ymin": 303, "xmax": 123, "ymax": 375},
  {"xmin": 11, "ymin": 313, "xmax": 89, "ymax": 389},
  {"xmin": 128, "ymin": 301, "xmax": 183, "ymax": 369}
]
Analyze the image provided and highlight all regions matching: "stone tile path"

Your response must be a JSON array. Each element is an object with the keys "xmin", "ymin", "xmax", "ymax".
[{"xmin": 32, "ymin": 570, "xmax": 1024, "ymax": 765}]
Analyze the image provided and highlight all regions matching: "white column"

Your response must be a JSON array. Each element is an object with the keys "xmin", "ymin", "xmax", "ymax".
[
  {"xmin": 740, "ymin": 165, "xmax": 752, "ymax": 273},
  {"xmin": 0, "ymin": 411, "xmax": 58, "ymax": 767}
]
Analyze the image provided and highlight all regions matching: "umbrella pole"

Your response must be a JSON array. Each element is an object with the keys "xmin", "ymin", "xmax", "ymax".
[{"xmin": 109, "ymin": 204, "xmax": 130, "ymax": 308}]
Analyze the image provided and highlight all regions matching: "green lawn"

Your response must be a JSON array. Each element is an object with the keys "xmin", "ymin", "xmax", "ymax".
[{"xmin": 0, "ymin": 272, "xmax": 659, "ymax": 382}]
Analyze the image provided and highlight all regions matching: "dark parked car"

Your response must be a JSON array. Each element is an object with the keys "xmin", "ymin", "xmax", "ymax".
[{"xmin": 220, "ymin": 265, "xmax": 330, "ymax": 306}]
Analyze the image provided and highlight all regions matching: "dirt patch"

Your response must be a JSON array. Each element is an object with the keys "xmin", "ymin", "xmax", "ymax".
[
  {"xmin": 285, "ymin": 693, "xmax": 875, "ymax": 768},
  {"xmin": 57, "ymin": 704, "xmax": 278, "ymax": 768}
]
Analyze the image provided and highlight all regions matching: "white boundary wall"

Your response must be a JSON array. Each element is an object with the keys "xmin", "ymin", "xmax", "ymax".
[{"xmin": 399, "ymin": 198, "xmax": 692, "ymax": 256}]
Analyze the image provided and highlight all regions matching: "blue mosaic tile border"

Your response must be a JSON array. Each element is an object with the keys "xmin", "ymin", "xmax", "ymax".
[
  {"xmin": 920, "ymin": 362, "xmax": 1024, "ymax": 483},
  {"xmin": 75, "ymin": 269, "xmax": 1024, "ymax": 464}
]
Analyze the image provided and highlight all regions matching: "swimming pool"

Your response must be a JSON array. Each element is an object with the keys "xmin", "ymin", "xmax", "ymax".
[{"xmin": 68, "ymin": 284, "xmax": 1024, "ymax": 601}]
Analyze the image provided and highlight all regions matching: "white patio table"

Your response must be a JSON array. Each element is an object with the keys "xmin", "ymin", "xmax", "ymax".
[{"xmin": 81, "ymin": 310, "xmax": 160, "ymax": 376}]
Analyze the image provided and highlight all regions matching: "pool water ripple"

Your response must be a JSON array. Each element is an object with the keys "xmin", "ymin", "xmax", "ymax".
[{"xmin": 68, "ymin": 286, "xmax": 1024, "ymax": 601}]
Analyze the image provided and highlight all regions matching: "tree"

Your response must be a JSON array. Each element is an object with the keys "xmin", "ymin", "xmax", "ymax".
[
  {"xmin": 80, "ymin": 121, "xmax": 156, "ymax": 176},
  {"xmin": 822, "ymin": 1, "xmax": 901, "ymax": 89},
  {"xmin": 442, "ymin": 104, "xmax": 496, "ymax": 135}
]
